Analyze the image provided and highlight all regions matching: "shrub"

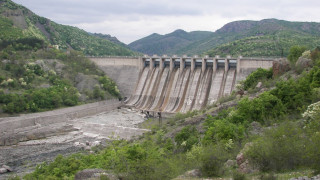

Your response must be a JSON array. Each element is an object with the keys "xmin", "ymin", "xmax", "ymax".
[
  {"xmin": 233, "ymin": 171, "xmax": 247, "ymax": 180},
  {"xmin": 174, "ymin": 125, "xmax": 199, "ymax": 152},
  {"xmin": 245, "ymin": 122, "xmax": 307, "ymax": 172},
  {"xmin": 230, "ymin": 92, "xmax": 286, "ymax": 124},
  {"xmin": 243, "ymin": 68, "xmax": 273, "ymax": 90},
  {"xmin": 200, "ymin": 144, "xmax": 231, "ymax": 177},
  {"xmin": 202, "ymin": 116, "xmax": 245, "ymax": 144},
  {"xmin": 287, "ymin": 46, "xmax": 307, "ymax": 64}
]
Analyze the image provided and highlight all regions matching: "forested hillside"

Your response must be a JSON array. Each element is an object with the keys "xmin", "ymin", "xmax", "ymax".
[
  {"xmin": 129, "ymin": 19, "xmax": 320, "ymax": 57},
  {"xmin": 0, "ymin": 48, "xmax": 121, "ymax": 115},
  {"xmin": 0, "ymin": 0, "xmax": 137, "ymax": 56},
  {"xmin": 128, "ymin": 29, "xmax": 213, "ymax": 55}
]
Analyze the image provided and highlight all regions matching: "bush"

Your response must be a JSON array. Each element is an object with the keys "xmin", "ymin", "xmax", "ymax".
[
  {"xmin": 174, "ymin": 125, "xmax": 199, "ymax": 152},
  {"xmin": 200, "ymin": 144, "xmax": 231, "ymax": 177},
  {"xmin": 233, "ymin": 171, "xmax": 247, "ymax": 180},
  {"xmin": 245, "ymin": 122, "xmax": 307, "ymax": 172},
  {"xmin": 230, "ymin": 92, "xmax": 286, "ymax": 124},
  {"xmin": 202, "ymin": 116, "xmax": 245, "ymax": 144},
  {"xmin": 243, "ymin": 68, "xmax": 273, "ymax": 90},
  {"xmin": 287, "ymin": 46, "xmax": 307, "ymax": 64}
]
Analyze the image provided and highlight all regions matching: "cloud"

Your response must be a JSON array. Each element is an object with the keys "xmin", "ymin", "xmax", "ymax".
[{"xmin": 12, "ymin": 0, "xmax": 320, "ymax": 44}]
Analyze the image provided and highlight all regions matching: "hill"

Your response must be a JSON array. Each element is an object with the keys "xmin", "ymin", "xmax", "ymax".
[
  {"xmin": 91, "ymin": 33, "xmax": 128, "ymax": 47},
  {"xmin": 129, "ymin": 19, "xmax": 320, "ymax": 57},
  {"xmin": 128, "ymin": 29, "xmax": 213, "ymax": 55},
  {"xmin": 0, "ymin": 0, "xmax": 128, "ymax": 115},
  {"xmin": 0, "ymin": 0, "xmax": 136, "ymax": 56}
]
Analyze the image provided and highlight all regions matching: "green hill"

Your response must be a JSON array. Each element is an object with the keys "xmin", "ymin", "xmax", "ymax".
[
  {"xmin": 0, "ymin": 0, "xmax": 131, "ymax": 115},
  {"xmin": 205, "ymin": 19, "xmax": 320, "ymax": 57},
  {"xmin": 128, "ymin": 29, "xmax": 213, "ymax": 55},
  {"xmin": 0, "ymin": 0, "xmax": 136, "ymax": 56},
  {"xmin": 129, "ymin": 19, "xmax": 320, "ymax": 57}
]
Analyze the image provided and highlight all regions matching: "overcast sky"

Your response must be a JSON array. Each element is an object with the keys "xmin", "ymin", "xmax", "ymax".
[{"xmin": 12, "ymin": 0, "xmax": 320, "ymax": 44}]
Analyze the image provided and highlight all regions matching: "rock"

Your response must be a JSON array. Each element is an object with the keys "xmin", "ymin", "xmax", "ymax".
[
  {"xmin": 236, "ymin": 153, "xmax": 245, "ymax": 165},
  {"xmin": 2, "ymin": 165, "xmax": 13, "ymax": 172},
  {"xmin": 236, "ymin": 143, "xmax": 255, "ymax": 173},
  {"xmin": 90, "ymin": 141, "xmax": 101, "ymax": 147},
  {"xmin": 248, "ymin": 121, "xmax": 263, "ymax": 135},
  {"xmin": 0, "ymin": 168, "xmax": 7, "ymax": 174},
  {"xmin": 256, "ymin": 82, "xmax": 262, "ymax": 89},
  {"xmin": 237, "ymin": 90, "xmax": 244, "ymax": 97},
  {"xmin": 224, "ymin": 159, "xmax": 236, "ymax": 168},
  {"xmin": 74, "ymin": 142, "xmax": 86, "ymax": 147},
  {"xmin": 296, "ymin": 57, "xmax": 313, "ymax": 69},
  {"xmin": 184, "ymin": 169, "xmax": 201, "ymax": 177},
  {"xmin": 290, "ymin": 175, "xmax": 320, "ymax": 180},
  {"xmin": 239, "ymin": 160, "xmax": 252, "ymax": 173},
  {"xmin": 273, "ymin": 58, "xmax": 290, "ymax": 77},
  {"xmin": 312, "ymin": 174, "xmax": 320, "ymax": 180},
  {"xmin": 74, "ymin": 169, "xmax": 118, "ymax": 180}
]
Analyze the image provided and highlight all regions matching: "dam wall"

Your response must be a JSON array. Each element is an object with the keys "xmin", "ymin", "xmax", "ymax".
[{"xmin": 90, "ymin": 55, "xmax": 274, "ymax": 113}]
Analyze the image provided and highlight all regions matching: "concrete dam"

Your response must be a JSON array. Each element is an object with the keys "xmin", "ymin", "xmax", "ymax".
[{"xmin": 90, "ymin": 55, "xmax": 274, "ymax": 113}]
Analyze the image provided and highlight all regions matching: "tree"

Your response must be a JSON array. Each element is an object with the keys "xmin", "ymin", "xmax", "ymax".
[{"xmin": 287, "ymin": 46, "xmax": 307, "ymax": 64}]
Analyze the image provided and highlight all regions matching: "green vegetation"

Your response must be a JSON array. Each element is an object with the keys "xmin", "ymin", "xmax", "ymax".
[
  {"xmin": 130, "ymin": 19, "xmax": 320, "ymax": 57},
  {"xmin": 19, "ymin": 47, "xmax": 320, "ymax": 179},
  {"xmin": 0, "ymin": 0, "xmax": 129, "ymax": 114},
  {"xmin": 242, "ymin": 68, "xmax": 273, "ymax": 90},
  {"xmin": 288, "ymin": 45, "xmax": 307, "ymax": 63},
  {"xmin": 206, "ymin": 32, "xmax": 320, "ymax": 57},
  {"xmin": 129, "ymin": 30, "xmax": 213, "ymax": 56},
  {"xmin": 0, "ymin": 0, "xmax": 136, "ymax": 56},
  {"xmin": 0, "ymin": 48, "xmax": 120, "ymax": 114}
]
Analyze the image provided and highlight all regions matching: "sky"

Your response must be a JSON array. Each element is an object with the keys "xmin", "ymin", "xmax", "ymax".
[{"xmin": 12, "ymin": 0, "xmax": 320, "ymax": 44}]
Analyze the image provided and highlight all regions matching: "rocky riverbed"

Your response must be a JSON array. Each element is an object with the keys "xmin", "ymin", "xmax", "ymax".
[{"xmin": 0, "ymin": 108, "xmax": 148, "ymax": 179}]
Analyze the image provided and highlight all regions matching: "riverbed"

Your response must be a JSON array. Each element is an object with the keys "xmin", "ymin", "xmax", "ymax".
[{"xmin": 0, "ymin": 108, "xmax": 148, "ymax": 179}]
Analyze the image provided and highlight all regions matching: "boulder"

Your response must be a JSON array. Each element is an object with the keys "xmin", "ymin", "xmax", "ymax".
[
  {"xmin": 184, "ymin": 169, "xmax": 201, "ymax": 177},
  {"xmin": 0, "ymin": 168, "xmax": 7, "ymax": 174},
  {"xmin": 273, "ymin": 58, "xmax": 290, "ymax": 77},
  {"xmin": 236, "ymin": 152, "xmax": 245, "ymax": 165},
  {"xmin": 74, "ymin": 169, "xmax": 118, "ymax": 180},
  {"xmin": 224, "ymin": 159, "xmax": 236, "ymax": 168},
  {"xmin": 2, "ymin": 165, "xmax": 13, "ymax": 172},
  {"xmin": 255, "ymin": 82, "xmax": 262, "ymax": 89},
  {"xmin": 238, "ymin": 160, "xmax": 252, "ymax": 173},
  {"xmin": 289, "ymin": 174, "xmax": 320, "ymax": 180},
  {"xmin": 248, "ymin": 121, "xmax": 263, "ymax": 135},
  {"xmin": 296, "ymin": 57, "xmax": 313, "ymax": 69},
  {"xmin": 236, "ymin": 143, "xmax": 256, "ymax": 173},
  {"xmin": 90, "ymin": 141, "xmax": 101, "ymax": 147}
]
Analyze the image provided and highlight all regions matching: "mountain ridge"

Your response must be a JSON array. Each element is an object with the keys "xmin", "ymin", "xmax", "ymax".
[
  {"xmin": 0, "ymin": 0, "xmax": 137, "ymax": 56},
  {"xmin": 129, "ymin": 18, "xmax": 320, "ymax": 57}
]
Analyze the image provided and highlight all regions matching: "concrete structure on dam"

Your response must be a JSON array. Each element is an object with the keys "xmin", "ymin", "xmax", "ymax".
[{"xmin": 89, "ymin": 55, "xmax": 274, "ymax": 113}]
